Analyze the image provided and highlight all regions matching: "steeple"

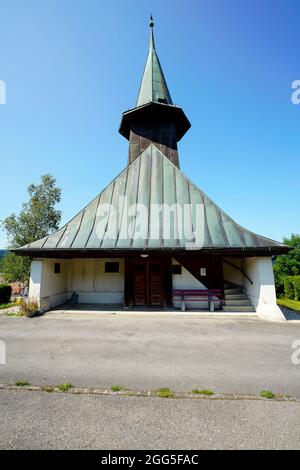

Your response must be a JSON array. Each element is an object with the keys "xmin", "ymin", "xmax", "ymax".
[
  {"xmin": 136, "ymin": 16, "xmax": 173, "ymax": 107},
  {"xmin": 119, "ymin": 16, "xmax": 191, "ymax": 168}
]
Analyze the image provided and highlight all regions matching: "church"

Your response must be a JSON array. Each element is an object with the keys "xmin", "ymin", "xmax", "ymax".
[{"xmin": 14, "ymin": 18, "xmax": 289, "ymax": 321}]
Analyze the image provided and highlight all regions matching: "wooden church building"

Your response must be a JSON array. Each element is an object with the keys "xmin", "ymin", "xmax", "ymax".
[{"xmin": 15, "ymin": 18, "xmax": 289, "ymax": 320}]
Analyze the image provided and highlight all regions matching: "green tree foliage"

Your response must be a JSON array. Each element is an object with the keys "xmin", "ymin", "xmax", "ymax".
[
  {"xmin": 273, "ymin": 234, "xmax": 300, "ymax": 295},
  {"xmin": 1, "ymin": 174, "xmax": 61, "ymax": 283}
]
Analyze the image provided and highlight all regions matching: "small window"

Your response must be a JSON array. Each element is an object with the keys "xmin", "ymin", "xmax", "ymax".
[
  {"xmin": 54, "ymin": 263, "xmax": 61, "ymax": 274},
  {"xmin": 105, "ymin": 262, "xmax": 119, "ymax": 273},
  {"xmin": 172, "ymin": 265, "xmax": 182, "ymax": 275}
]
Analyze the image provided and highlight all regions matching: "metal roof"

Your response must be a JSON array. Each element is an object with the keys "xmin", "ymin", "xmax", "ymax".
[
  {"xmin": 15, "ymin": 144, "xmax": 289, "ymax": 255},
  {"xmin": 136, "ymin": 18, "xmax": 173, "ymax": 107}
]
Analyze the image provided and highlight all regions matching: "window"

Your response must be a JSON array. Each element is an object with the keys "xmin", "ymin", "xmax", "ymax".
[
  {"xmin": 54, "ymin": 263, "xmax": 61, "ymax": 274},
  {"xmin": 172, "ymin": 265, "xmax": 182, "ymax": 275},
  {"xmin": 105, "ymin": 262, "xmax": 119, "ymax": 273}
]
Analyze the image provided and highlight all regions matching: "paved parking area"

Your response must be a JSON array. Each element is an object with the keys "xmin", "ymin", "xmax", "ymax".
[
  {"xmin": 0, "ymin": 313, "xmax": 300, "ymax": 397},
  {"xmin": 0, "ymin": 389, "xmax": 299, "ymax": 449}
]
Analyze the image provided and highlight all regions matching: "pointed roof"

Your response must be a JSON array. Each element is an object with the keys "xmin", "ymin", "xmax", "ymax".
[
  {"xmin": 136, "ymin": 16, "xmax": 173, "ymax": 107},
  {"xmin": 15, "ymin": 144, "xmax": 289, "ymax": 255}
]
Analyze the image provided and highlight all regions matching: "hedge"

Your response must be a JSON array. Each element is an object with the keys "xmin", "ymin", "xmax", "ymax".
[
  {"xmin": 0, "ymin": 284, "xmax": 12, "ymax": 305},
  {"xmin": 284, "ymin": 276, "xmax": 300, "ymax": 301}
]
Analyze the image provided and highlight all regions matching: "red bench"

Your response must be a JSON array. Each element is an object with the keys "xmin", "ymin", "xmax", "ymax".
[{"xmin": 172, "ymin": 289, "xmax": 224, "ymax": 312}]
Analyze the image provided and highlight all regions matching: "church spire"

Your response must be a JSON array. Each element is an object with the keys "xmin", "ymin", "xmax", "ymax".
[
  {"xmin": 119, "ymin": 16, "xmax": 191, "ymax": 168},
  {"xmin": 136, "ymin": 16, "xmax": 173, "ymax": 107}
]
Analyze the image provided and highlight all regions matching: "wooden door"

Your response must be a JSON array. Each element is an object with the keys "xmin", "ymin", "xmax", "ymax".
[
  {"xmin": 125, "ymin": 256, "xmax": 172, "ymax": 308},
  {"xmin": 148, "ymin": 262, "xmax": 163, "ymax": 306},
  {"xmin": 133, "ymin": 259, "xmax": 163, "ymax": 307},
  {"xmin": 134, "ymin": 262, "xmax": 147, "ymax": 306}
]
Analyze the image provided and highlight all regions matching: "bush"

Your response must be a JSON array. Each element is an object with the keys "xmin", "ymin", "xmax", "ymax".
[
  {"xmin": 19, "ymin": 298, "xmax": 39, "ymax": 317},
  {"xmin": 0, "ymin": 284, "xmax": 12, "ymax": 304},
  {"xmin": 294, "ymin": 277, "xmax": 300, "ymax": 301},
  {"xmin": 284, "ymin": 276, "xmax": 300, "ymax": 301},
  {"xmin": 284, "ymin": 277, "xmax": 294, "ymax": 300}
]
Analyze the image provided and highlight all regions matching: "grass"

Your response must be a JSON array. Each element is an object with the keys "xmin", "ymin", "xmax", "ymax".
[
  {"xmin": 192, "ymin": 389, "xmax": 214, "ymax": 396},
  {"xmin": 111, "ymin": 385, "xmax": 127, "ymax": 392},
  {"xmin": 277, "ymin": 298, "xmax": 300, "ymax": 312},
  {"xmin": 42, "ymin": 386, "xmax": 54, "ymax": 393},
  {"xmin": 154, "ymin": 387, "xmax": 174, "ymax": 398},
  {"xmin": 260, "ymin": 390, "xmax": 276, "ymax": 399},
  {"xmin": 0, "ymin": 302, "xmax": 18, "ymax": 310},
  {"xmin": 15, "ymin": 380, "xmax": 30, "ymax": 387},
  {"xmin": 57, "ymin": 383, "xmax": 73, "ymax": 392}
]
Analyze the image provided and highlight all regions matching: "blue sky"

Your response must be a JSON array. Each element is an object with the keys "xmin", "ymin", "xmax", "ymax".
[{"xmin": 0, "ymin": 0, "xmax": 299, "ymax": 247}]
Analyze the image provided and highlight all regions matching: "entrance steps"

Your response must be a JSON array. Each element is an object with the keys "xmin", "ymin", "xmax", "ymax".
[{"xmin": 223, "ymin": 282, "xmax": 255, "ymax": 312}]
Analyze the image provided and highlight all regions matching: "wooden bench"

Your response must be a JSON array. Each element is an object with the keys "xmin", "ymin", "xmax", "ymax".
[{"xmin": 172, "ymin": 289, "xmax": 224, "ymax": 312}]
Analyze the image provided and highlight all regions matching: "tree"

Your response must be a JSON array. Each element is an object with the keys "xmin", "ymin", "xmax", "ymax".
[
  {"xmin": 1, "ymin": 174, "xmax": 62, "ymax": 283},
  {"xmin": 273, "ymin": 234, "xmax": 300, "ymax": 295}
]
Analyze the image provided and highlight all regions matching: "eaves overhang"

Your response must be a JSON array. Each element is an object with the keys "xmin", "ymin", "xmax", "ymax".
[
  {"xmin": 13, "ymin": 246, "xmax": 291, "ymax": 259},
  {"xmin": 119, "ymin": 101, "xmax": 191, "ymax": 141}
]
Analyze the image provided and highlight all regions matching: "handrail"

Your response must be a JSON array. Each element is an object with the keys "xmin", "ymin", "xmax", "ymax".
[{"xmin": 223, "ymin": 260, "xmax": 253, "ymax": 285}]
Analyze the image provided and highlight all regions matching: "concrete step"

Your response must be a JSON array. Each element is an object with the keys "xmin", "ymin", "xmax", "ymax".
[
  {"xmin": 222, "ymin": 305, "xmax": 256, "ymax": 312},
  {"xmin": 224, "ymin": 282, "xmax": 242, "ymax": 289},
  {"xmin": 225, "ymin": 293, "xmax": 248, "ymax": 300},
  {"xmin": 225, "ymin": 299, "xmax": 252, "ymax": 307},
  {"xmin": 224, "ymin": 288, "xmax": 244, "ymax": 295}
]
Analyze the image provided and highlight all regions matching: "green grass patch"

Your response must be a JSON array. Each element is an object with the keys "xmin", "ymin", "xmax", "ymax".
[
  {"xmin": 192, "ymin": 389, "xmax": 214, "ymax": 396},
  {"xmin": 154, "ymin": 387, "xmax": 174, "ymax": 398},
  {"xmin": 42, "ymin": 386, "xmax": 54, "ymax": 393},
  {"xmin": 0, "ymin": 302, "xmax": 18, "ymax": 310},
  {"xmin": 57, "ymin": 383, "xmax": 73, "ymax": 392},
  {"xmin": 277, "ymin": 298, "xmax": 300, "ymax": 312},
  {"xmin": 260, "ymin": 390, "xmax": 276, "ymax": 399},
  {"xmin": 111, "ymin": 385, "xmax": 127, "ymax": 392},
  {"xmin": 15, "ymin": 381, "xmax": 30, "ymax": 387}
]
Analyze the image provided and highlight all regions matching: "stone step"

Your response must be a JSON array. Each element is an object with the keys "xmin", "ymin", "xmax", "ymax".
[
  {"xmin": 225, "ymin": 299, "xmax": 252, "ymax": 306},
  {"xmin": 225, "ymin": 294, "xmax": 248, "ymax": 300},
  {"xmin": 222, "ymin": 305, "xmax": 256, "ymax": 312}
]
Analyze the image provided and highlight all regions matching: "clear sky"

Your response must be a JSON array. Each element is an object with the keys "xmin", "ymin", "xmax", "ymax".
[{"xmin": 0, "ymin": 0, "xmax": 299, "ymax": 248}]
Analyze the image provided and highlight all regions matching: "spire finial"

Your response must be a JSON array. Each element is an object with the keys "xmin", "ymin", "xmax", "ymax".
[{"xmin": 150, "ymin": 14, "xmax": 154, "ymax": 28}]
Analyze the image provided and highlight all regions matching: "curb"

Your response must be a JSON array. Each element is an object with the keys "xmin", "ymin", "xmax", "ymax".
[{"xmin": 0, "ymin": 383, "xmax": 296, "ymax": 402}]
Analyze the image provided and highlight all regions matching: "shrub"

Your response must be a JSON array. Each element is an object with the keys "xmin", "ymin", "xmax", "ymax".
[
  {"xmin": 284, "ymin": 277, "xmax": 294, "ymax": 300},
  {"xmin": 0, "ymin": 284, "xmax": 12, "ymax": 304},
  {"xmin": 284, "ymin": 276, "xmax": 300, "ymax": 301},
  {"xmin": 19, "ymin": 298, "xmax": 39, "ymax": 317},
  {"xmin": 293, "ymin": 277, "xmax": 300, "ymax": 301}
]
